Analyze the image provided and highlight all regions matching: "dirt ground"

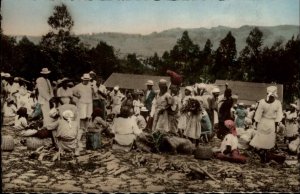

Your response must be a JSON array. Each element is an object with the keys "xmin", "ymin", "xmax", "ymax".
[{"xmin": 2, "ymin": 125, "xmax": 300, "ymax": 192}]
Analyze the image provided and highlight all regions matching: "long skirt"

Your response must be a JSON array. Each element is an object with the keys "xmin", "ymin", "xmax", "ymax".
[
  {"xmin": 152, "ymin": 110, "xmax": 169, "ymax": 132},
  {"xmin": 184, "ymin": 114, "xmax": 201, "ymax": 140},
  {"xmin": 250, "ymin": 117, "xmax": 276, "ymax": 149},
  {"xmin": 285, "ymin": 122, "xmax": 298, "ymax": 137}
]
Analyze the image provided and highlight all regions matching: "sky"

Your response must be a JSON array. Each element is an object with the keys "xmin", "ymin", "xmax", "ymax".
[{"xmin": 2, "ymin": 0, "xmax": 299, "ymax": 36}]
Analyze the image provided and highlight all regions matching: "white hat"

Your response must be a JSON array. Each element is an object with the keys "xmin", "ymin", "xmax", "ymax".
[
  {"xmin": 290, "ymin": 103, "xmax": 298, "ymax": 110},
  {"xmin": 81, "ymin": 73, "xmax": 91, "ymax": 80},
  {"xmin": 197, "ymin": 83, "xmax": 207, "ymax": 89},
  {"xmin": 62, "ymin": 110, "xmax": 74, "ymax": 120},
  {"xmin": 14, "ymin": 77, "xmax": 20, "ymax": 81},
  {"xmin": 185, "ymin": 86, "xmax": 193, "ymax": 92},
  {"xmin": 140, "ymin": 107, "xmax": 149, "ymax": 112},
  {"xmin": 1, "ymin": 72, "xmax": 5, "ymax": 77},
  {"xmin": 145, "ymin": 80, "xmax": 154, "ymax": 86},
  {"xmin": 49, "ymin": 108, "xmax": 59, "ymax": 118},
  {"xmin": 159, "ymin": 79, "xmax": 167, "ymax": 85},
  {"xmin": 251, "ymin": 104, "xmax": 256, "ymax": 109},
  {"xmin": 212, "ymin": 87, "xmax": 220, "ymax": 93},
  {"xmin": 238, "ymin": 102, "xmax": 244, "ymax": 106},
  {"xmin": 3, "ymin": 73, "xmax": 11, "ymax": 78},
  {"xmin": 267, "ymin": 86, "xmax": 278, "ymax": 98},
  {"xmin": 114, "ymin": 85, "xmax": 119, "ymax": 90},
  {"xmin": 89, "ymin": 71, "xmax": 96, "ymax": 75},
  {"xmin": 98, "ymin": 85, "xmax": 107, "ymax": 93},
  {"xmin": 40, "ymin": 68, "xmax": 51, "ymax": 74}
]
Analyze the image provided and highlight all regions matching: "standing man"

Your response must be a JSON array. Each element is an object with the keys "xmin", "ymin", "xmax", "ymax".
[
  {"xmin": 144, "ymin": 80, "xmax": 156, "ymax": 115},
  {"xmin": 89, "ymin": 71, "xmax": 100, "ymax": 111},
  {"xmin": 73, "ymin": 73, "xmax": 93, "ymax": 131},
  {"xmin": 36, "ymin": 68, "xmax": 54, "ymax": 127},
  {"xmin": 109, "ymin": 86, "xmax": 125, "ymax": 116}
]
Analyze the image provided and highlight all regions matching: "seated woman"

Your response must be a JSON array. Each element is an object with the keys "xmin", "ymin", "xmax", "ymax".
[
  {"xmin": 214, "ymin": 120, "xmax": 247, "ymax": 164},
  {"xmin": 3, "ymin": 98, "xmax": 17, "ymax": 125},
  {"xmin": 55, "ymin": 110, "xmax": 79, "ymax": 156},
  {"xmin": 87, "ymin": 108, "xmax": 110, "ymax": 134},
  {"xmin": 111, "ymin": 105, "xmax": 142, "ymax": 151}
]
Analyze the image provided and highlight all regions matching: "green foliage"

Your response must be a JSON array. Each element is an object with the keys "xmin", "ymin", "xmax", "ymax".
[{"xmin": 1, "ymin": 4, "xmax": 299, "ymax": 103}]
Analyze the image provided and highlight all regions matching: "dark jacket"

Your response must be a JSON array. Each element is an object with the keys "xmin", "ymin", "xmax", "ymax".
[{"xmin": 144, "ymin": 90, "xmax": 156, "ymax": 112}]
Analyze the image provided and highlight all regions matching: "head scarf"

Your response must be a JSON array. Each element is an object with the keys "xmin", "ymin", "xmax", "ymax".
[
  {"xmin": 224, "ymin": 120, "xmax": 237, "ymax": 136},
  {"xmin": 62, "ymin": 110, "xmax": 74, "ymax": 128}
]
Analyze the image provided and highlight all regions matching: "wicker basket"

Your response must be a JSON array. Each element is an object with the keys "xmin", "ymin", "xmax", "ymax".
[
  {"xmin": 1, "ymin": 135, "xmax": 15, "ymax": 151},
  {"xmin": 26, "ymin": 137, "xmax": 45, "ymax": 150},
  {"xmin": 194, "ymin": 146, "xmax": 213, "ymax": 160}
]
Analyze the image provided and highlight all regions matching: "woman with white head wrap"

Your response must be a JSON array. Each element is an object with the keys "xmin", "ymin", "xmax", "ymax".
[
  {"xmin": 55, "ymin": 110, "xmax": 79, "ymax": 154},
  {"xmin": 250, "ymin": 86, "xmax": 284, "ymax": 163},
  {"xmin": 150, "ymin": 79, "xmax": 173, "ymax": 133}
]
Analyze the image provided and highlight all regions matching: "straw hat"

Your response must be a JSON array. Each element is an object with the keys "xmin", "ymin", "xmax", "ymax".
[
  {"xmin": 145, "ymin": 80, "xmax": 154, "ymax": 86},
  {"xmin": 81, "ymin": 73, "xmax": 91, "ymax": 81},
  {"xmin": 114, "ymin": 85, "xmax": 120, "ymax": 91},
  {"xmin": 212, "ymin": 87, "xmax": 220, "ymax": 94},
  {"xmin": 40, "ymin": 68, "xmax": 51, "ymax": 74},
  {"xmin": 89, "ymin": 71, "xmax": 96, "ymax": 75},
  {"xmin": 159, "ymin": 79, "xmax": 167, "ymax": 85},
  {"xmin": 185, "ymin": 86, "xmax": 193, "ymax": 92},
  {"xmin": 140, "ymin": 107, "xmax": 149, "ymax": 112},
  {"xmin": 238, "ymin": 102, "xmax": 245, "ymax": 107},
  {"xmin": 290, "ymin": 103, "xmax": 298, "ymax": 110},
  {"xmin": 4, "ymin": 73, "xmax": 11, "ymax": 78}
]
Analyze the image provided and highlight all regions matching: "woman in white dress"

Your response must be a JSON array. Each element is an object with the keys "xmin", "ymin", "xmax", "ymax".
[
  {"xmin": 250, "ymin": 86, "xmax": 284, "ymax": 163},
  {"xmin": 150, "ymin": 79, "xmax": 172, "ymax": 133}
]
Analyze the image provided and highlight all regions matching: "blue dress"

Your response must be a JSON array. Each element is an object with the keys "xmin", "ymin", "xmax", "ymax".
[{"xmin": 235, "ymin": 108, "xmax": 247, "ymax": 128}]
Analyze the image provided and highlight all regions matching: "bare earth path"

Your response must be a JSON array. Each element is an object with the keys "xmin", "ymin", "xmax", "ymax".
[{"xmin": 2, "ymin": 125, "xmax": 299, "ymax": 192}]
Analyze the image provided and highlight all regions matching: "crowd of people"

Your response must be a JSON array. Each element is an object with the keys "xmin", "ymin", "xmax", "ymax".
[{"xmin": 1, "ymin": 68, "xmax": 300, "ymax": 164}]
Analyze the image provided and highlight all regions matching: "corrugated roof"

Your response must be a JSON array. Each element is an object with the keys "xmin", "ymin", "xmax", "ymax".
[
  {"xmin": 104, "ymin": 73, "xmax": 170, "ymax": 90},
  {"xmin": 215, "ymin": 80, "xmax": 284, "ymax": 105}
]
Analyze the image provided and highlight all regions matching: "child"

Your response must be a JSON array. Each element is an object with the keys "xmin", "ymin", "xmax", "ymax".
[
  {"xmin": 215, "ymin": 120, "xmax": 247, "ymax": 164},
  {"xmin": 235, "ymin": 103, "xmax": 247, "ymax": 128},
  {"xmin": 236, "ymin": 118, "xmax": 256, "ymax": 149},
  {"xmin": 182, "ymin": 97, "xmax": 202, "ymax": 147}
]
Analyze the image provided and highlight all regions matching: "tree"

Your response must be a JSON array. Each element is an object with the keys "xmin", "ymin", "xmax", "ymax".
[
  {"xmin": 120, "ymin": 54, "xmax": 145, "ymax": 74},
  {"xmin": 89, "ymin": 41, "xmax": 120, "ymax": 79},
  {"xmin": 39, "ymin": 3, "xmax": 82, "ymax": 78},
  {"xmin": 169, "ymin": 31, "xmax": 200, "ymax": 84},
  {"xmin": 197, "ymin": 39, "xmax": 214, "ymax": 83},
  {"xmin": 15, "ymin": 36, "xmax": 44, "ymax": 79},
  {"xmin": 239, "ymin": 27, "xmax": 264, "ymax": 81},
  {"xmin": 212, "ymin": 31, "xmax": 237, "ymax": 80}
]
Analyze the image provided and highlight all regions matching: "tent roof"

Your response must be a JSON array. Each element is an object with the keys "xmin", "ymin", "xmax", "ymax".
[
  {"xmin": 104, "ymin": 73, "xmax": 170, "ymax": 90},
  {"xmin": 214, "ymin": 80, "xmax": 284, "ymax": 105}
]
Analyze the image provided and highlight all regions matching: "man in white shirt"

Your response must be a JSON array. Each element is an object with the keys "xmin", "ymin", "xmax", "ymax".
[
  {"xmin": 73, "ymin": 73, "xmax": 93, "ymax": 130},
  {"xmin": 36, "ymin": 68, "xmax": 54, "ymax": 127}
]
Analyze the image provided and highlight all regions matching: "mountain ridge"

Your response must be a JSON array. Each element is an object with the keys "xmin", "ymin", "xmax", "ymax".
[{"xmin": 12, "ymin": 25, "xmax": 299, "ymax": 58}]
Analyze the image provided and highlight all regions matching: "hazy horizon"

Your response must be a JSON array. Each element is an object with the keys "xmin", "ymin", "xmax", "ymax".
[{"xmin": 2, "ymin": 0, "xmax": 299, "ymax": 36}]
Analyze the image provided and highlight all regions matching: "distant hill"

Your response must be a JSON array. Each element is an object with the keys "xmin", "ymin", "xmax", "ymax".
[{"xmin": 14, "ymin": 25, "xmax": 299, "ymax": 58}]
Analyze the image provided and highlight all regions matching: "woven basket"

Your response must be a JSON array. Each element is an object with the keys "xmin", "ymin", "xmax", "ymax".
[
  {"xmin": 1, "ymin": 135, "xmax": 15, "ymax": 151},
  {"xmin": 194, "ymin": 146, "xmax": 213, "ymax": 160},
  {"xmin": 26, "ymin": 137, "xmax": 45, "ymax": 150}
]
